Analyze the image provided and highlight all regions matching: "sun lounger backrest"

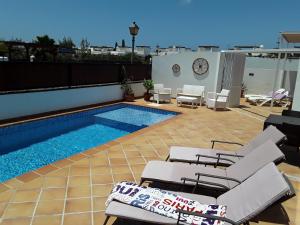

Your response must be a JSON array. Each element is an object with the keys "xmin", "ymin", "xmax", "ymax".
[
  {"xmin": 237, "ymin": 125, "xmax": 285, "ymax": 155},
  {"xmin": 226, "ymin": 140, "xmax": 284, "ymax": 183},
  {"xmin": 273, "ymin": 88, "xmax": 286, "ymax": 97},
  {"xmin": 274, "ymin": 91, "xmax": 288, "ymax": 100},
  {"xmin": 218, "ymin": 163, "xmax": 292, "ymax": 224}
]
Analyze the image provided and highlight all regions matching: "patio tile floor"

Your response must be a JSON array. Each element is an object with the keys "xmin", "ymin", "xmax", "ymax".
[{"xmin": 0, "ymin": 98, "xmax": 299, "ymax": 225}]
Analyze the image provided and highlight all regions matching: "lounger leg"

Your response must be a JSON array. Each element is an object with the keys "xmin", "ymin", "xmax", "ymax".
[
  {"xmin": 165, "ymin": 154, "xmax": 170, "ymax": 161},
  {"xmin": 103, "ymin": 216, "xmax": 110, "ymax": 225},
  {"xmin": 139, "ymin": 178, "xmax": 145, "ymax": 186}
]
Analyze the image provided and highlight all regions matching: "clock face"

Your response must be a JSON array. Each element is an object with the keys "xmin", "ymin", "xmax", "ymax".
[
  {"xmin": 172, "ymin": 64, "xmax": 180, "ymax": 73},
  {"xmin": 192, "ymin": 58, "xmax": 209, "ymax": 75}
]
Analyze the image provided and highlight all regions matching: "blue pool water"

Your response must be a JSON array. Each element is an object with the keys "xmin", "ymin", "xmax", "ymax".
[
  {"xmin": 96, "ymin": 108, "xmax": 174, "ymax": 126},
  {"xmin": 0, "ymin": 104, "xmax": 178, "ymax": 182}
]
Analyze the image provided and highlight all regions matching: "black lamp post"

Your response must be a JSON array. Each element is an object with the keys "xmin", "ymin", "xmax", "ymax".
[{"xmin": 129, "ymin": 21, "xmax": 139, "ymax": 64}]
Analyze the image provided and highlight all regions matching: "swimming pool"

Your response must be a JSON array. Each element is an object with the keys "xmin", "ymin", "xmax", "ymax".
[{"xmin": 0, "ymin": 104, "xmax": 178, "ymax": 182}]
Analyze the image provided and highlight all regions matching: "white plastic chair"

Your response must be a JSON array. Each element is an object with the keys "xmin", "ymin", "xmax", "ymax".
[
  {"xmin": 206, "ymin": 89, "xmax": 230, "ymax": 110},
  {"xmin": 152, "ymin": 84, "xmax": 172, "ymax": 104}
]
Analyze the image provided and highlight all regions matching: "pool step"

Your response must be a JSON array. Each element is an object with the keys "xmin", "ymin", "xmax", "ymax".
[{"xmin": 94, "ymin": 116, "xmax": 147, "ymax": 132}]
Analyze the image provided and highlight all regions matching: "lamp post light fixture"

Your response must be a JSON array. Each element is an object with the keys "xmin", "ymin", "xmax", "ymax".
[{"xmin": 129, "ymin": 21, "xmax": 139, "ymax": 64}]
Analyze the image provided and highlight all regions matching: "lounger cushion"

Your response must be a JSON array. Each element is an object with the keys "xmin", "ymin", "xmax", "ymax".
[
  {"xmin": 218, "ymin": 163, "xmax": 290, "ymax": 224},
  {"xmin": 106, "ymin": 201, "xmax": 178, "ymax": 224},
  {"xmin": 142, "ymin": 161, "xmax": 231, "ymax": 189},
  {"xmin": 106, "ymin": 191, "xmax": 216, "ymax": 225},
  {"xmin": 226, "ymin": 141, "xmax": 284, "ymax": 183},
  {"xmin": 237, "ymin": 125, "xmax": 285, "ymax": 155}
]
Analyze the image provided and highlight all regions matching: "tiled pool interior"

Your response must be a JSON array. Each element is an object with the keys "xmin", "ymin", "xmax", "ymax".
[{"xmin": 0, "ymin": 104, "xmax": 178, "ymax": 182}]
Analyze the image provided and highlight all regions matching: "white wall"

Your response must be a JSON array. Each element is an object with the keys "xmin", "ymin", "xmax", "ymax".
[
  {"xmin": 244, "ymin": 68, "xmax": 282, "ymax": 94},
  {"xmin": 152, "ymin": 52, "xmax": 221, "ymax": 97},
  {"xmin": 0, "ymin": 83, "xmax": 145, "ymax": 120},
  {"xmin": 245, "ymin": 57, "xmax": 299, "ymax": 70},
  {"xmin": 244, "ymin": 57, "xmax": 299, "ymax": 95},
  {"xmin": 243, "ymin": 68, "xmax": 297, "ymax": 96},
  {"xmin": 292, "ymin": 60, "xmax": 300, "ymax": 111}
]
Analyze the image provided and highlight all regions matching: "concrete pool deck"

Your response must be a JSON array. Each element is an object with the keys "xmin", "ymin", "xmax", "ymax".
[{"xmin": 0, "ymin": 98, "xmax": 299, "ymax": 225}]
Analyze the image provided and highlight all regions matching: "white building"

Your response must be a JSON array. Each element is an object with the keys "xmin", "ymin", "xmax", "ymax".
[
  {"xmin": 152, "ymin": 51, "xmax": 245, "ymax": 107},
  {"xmin": 111, "ymin": 46, "xmax": 151, "ymax": 57},
  {"xmin": 154, "ymin": 46, "xmax": 192, "ymax": 56},
  {"xmin": 89, "ymin": 46, "xmax": 114, "ymax": 55},
  {"xmin": 136, "ymin": 46, "xmax": 151, "ymax": 56},
  {"xmin": 197, "ymin": 45, "xmax": 220, "ymax": 52}
]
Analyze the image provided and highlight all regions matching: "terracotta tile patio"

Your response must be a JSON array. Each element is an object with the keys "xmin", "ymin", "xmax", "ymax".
[{"xmin": 0, "ymin": 99, "xmax": 299, "ymax": 225}]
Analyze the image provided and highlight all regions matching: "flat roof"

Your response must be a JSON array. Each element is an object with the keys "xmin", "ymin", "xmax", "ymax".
[
  {"xmin": 222, "ymin": 48, "xmax": 300, "ymax": 53},
  {"xmin": 281, "ymin": 32, "xmax": 300, "ymax": 43},
  {"xmin": 198, "ymin": 45, "xmax": 219, "ymax": 48},
  {"xmin": 233, "ymin": 45, "xmax": 260, "ymax": 49}
]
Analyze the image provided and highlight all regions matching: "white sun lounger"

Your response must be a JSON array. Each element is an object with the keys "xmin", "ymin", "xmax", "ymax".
[
  {"xmin": 245, "ymin": 88, "xmax": 285, "ymax": 100},
  {"xmin": 168, "ymin": 125, "xmax": 285, "ymax": 167},
  {"xmin": 104, "ymin": 162, "xmax": 295, "ymax": 225}
]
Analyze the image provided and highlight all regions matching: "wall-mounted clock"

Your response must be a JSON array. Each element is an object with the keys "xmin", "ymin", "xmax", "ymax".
[
  {"xmin": 192, "ymin": 58, "xmax": 209, "ymax": 75},
  {"xmin": 172, "ymin": 64, "xmax": 180, "ymax": 73}
]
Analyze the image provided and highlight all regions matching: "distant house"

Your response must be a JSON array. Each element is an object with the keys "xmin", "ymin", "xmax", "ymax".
[
  {"xmin": 110, "ymin": 45, "xmax": 151, "ymax": 56},
  {"xmin": 136, "ymin": 46, "xmax": 151, "ymax": 56},
  {"xmin": 111, "ymin": 46, "xmax": 132, "ymax": 56},
  {"xmin": 88, "ymin": 46, "xmax": 114, "ymax": 55},
  {"xmin": 154, "ymin": 45, "xmax": 192, "ymax": 56},
  {"xmin": 197, "ymin": 45, "xmax": 220, "ymax": 52}
]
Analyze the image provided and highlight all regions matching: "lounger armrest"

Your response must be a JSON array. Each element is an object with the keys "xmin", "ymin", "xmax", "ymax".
[
  {"xmin": 176, "ymin": 209, "xmax": 238, "ymax": 225},
  {"xmin": 180, "ymin": 177, "xmax": 230, "ymax": 190},
  {"xmin": 195, "ymin": 172, "xmax": 241, "ymax": 184},
  {"xmin": 211, "ymin": 140, "xmax": 244, "ymax": 149},
  {"xmin": 216, "ymin": 152, "xmax": 244, "ymax": 158},
  {"xmin": 195, "ymin": 154, "xmax": 236, "ymax": 164}
]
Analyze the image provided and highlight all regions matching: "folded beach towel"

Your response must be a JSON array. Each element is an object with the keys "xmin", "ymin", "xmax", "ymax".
[{"xmin": 106, "ymin": 181, "xmax": 227, "ymax": 225}]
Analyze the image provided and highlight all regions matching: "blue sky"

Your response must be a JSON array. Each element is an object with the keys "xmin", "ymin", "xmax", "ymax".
[{"xmin": 0, "ymin": 0, "xmax": 299, "ymax": 49}]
